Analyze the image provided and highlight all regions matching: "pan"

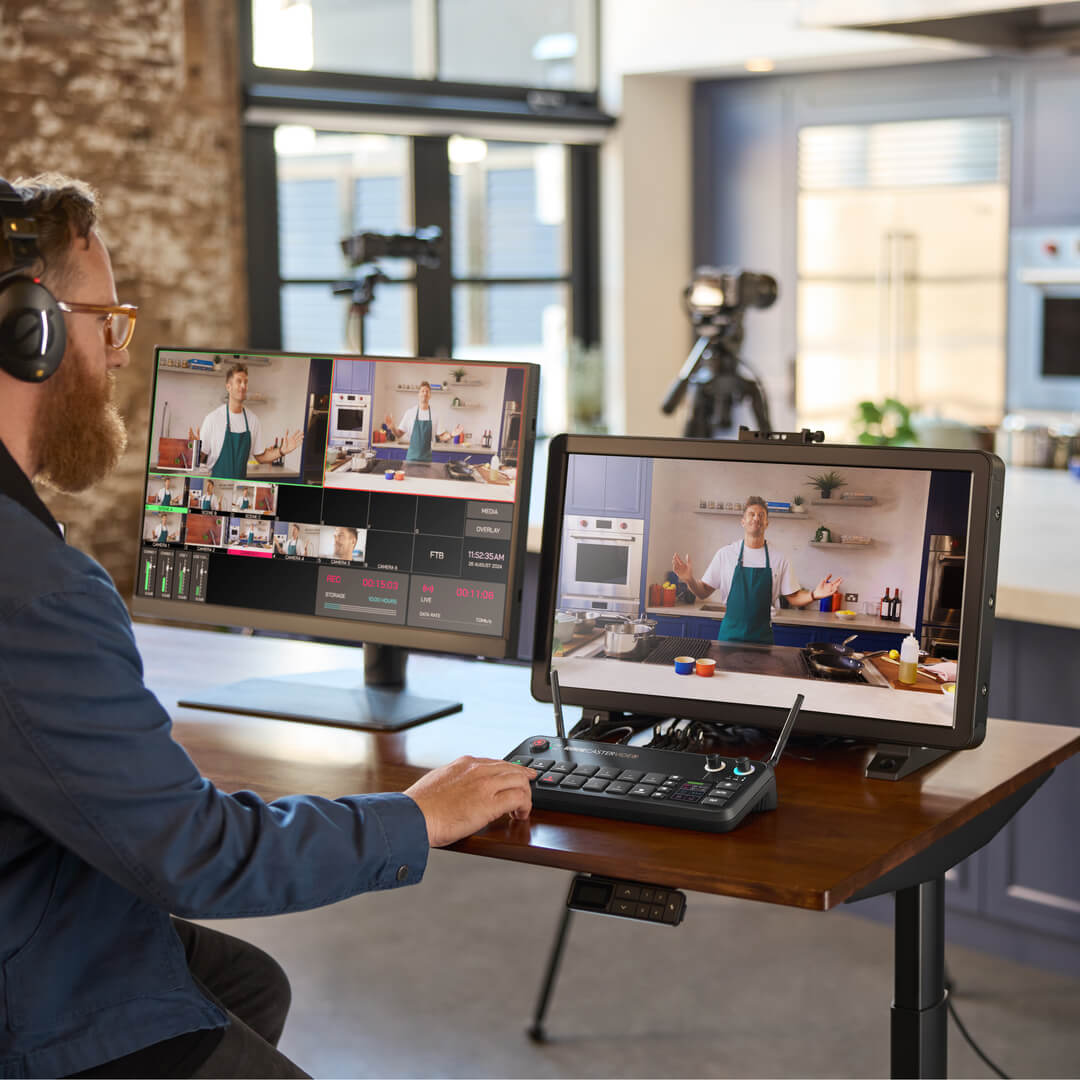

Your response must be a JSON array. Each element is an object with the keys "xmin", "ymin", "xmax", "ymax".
[
  {"xmin": 806, "ymin": 634, "xmax": 859, "ymax": 658},
  {"xmin": 806, "ymin": 651, "xmax": 864, "ymax": 678}
]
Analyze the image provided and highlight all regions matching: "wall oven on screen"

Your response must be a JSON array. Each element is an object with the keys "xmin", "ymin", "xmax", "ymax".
[
  {"xmin": 330, "ymin": 393, "xmax": 371, "ymax": 447},
  {"xmin": 560, "ymin": 515, "xmax": 644, "ymax": 612}
]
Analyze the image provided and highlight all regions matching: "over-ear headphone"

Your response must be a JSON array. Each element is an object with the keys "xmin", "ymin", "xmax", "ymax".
[{"xmin": 0, "ymin": 178, "xmax": 66, "ymax": 382}]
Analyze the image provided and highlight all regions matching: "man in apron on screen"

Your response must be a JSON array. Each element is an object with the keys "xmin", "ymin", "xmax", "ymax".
[
  {"xmin": 383, "ymin": 380, "xmax": 463, "ymax": 462},
  {"xmin": 672, "ymin": 496, "xmax": 845, "ymax": 644}
]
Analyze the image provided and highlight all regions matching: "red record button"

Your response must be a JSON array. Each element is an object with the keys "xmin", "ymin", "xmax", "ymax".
[{"xmin": 529, "ymin": 738, "xmax": 550, "ymax": 752}]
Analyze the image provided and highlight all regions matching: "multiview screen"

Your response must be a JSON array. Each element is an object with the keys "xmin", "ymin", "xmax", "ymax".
[
  {"xmin": 136, "ymin": 349, "xmax": 530, "ymax": 642},
  {"xmin": 551, "ymin": 453, "xmax": 974, "ymax": 729}
]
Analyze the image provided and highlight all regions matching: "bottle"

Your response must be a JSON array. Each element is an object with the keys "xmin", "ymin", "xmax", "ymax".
[
  {"xmin": 890, "ymin": 587, "xmax": 901, "ymax": 622},
  {"xmin": 879, "ymin": 587, "xmax": 890, "ymax": 619},
  {"xmin": 898, "ymin": 634, "xmax": 919, "ymax": 684},
  {"xmin": 831, "ymin": 590, "xmax": 841, "ymax": 612}
]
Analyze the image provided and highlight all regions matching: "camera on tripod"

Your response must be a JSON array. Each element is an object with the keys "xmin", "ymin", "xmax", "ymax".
[
  {"xmin": 662, "ymin": 266, "xmax": 778, "ymax": 439},
  {"xmin": 340, "ymin": 226, "xmax": 442, "ymax": 269},
  {"xmin": 334, "ymin": 227, "xmax": 443, "ymax": 352}
]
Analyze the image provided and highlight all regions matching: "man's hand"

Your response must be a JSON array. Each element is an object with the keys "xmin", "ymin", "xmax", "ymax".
[
  {"xmin": 281, "ymin": 428, "xmax": 302, "ymax": 455},
  {"xmin": 672, "ymin": 552, "xmax": 693, "ymax": 581},
  {"xmin": 404, "ymin": 756, "xmax": 536, "ymax": 848},
  {"xmin": 811, "ymin": 574, "xmax": 844, "ymax": 600},
  {"xmin": 187, "ymin": 426, "xmax": 200, "ymax": 441}
]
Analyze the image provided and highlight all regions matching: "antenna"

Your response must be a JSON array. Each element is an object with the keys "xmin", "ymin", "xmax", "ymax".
[
  {"xmin": 550, "ymin": 668, "xmax": 567, "ymax": 741},
  {"xmin": 767, "ymin": 693, "xmax": 804, "ymax": 768}
]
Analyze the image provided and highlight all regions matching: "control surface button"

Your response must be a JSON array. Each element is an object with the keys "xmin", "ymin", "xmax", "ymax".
[
  {"xmin": 583, "ymin": 778, "xmax": 610, "ymax": 792},
  {"xmin": 702, "ymin": 796, "xmax": 727, "ymax": 807},
  {"xmin": 642, "ymin": 772, "xmax": 668, "ymax": 786},
  {"xmin": 629, "ymin": 784, "xmax": 657, "ymax": 797},
  {"xmin": 572, "ymin": 764, "xmax": 600, "ymax": 776},
  {"xmin": 538, "ymin": 772, "xmax": 563, "ymax": 786},
  {"xmin": 649, "ymin": 905, "xmax": 665, "ymax": 921},
  {"xmin": 635, "ymin": 903, "xmax": 652, "ymax": 919},
  {"xmin": 663, "ymin": 899, "xmax": 682, "ymax": 923},
  {"xmin": 605, "ymin": 781, "xmax": 632, "ymax": 795},
  {"xmin": 638, "ymin": 887, "xmax": 654, "ymax": 903},
  {"xmin": 615, "ymin": 884, "xmax": 640, "ymax": 901},
  {"xmin": 528, "ymin": 738, "xmax": 550, "ymax": 752},
  {"xmin": 734, "ymin": 757, "xmax": 755, "ymax": 776},
  {"xmin": 550, "ymin": 762, "xmax": 577, "ymax": 774},
  {"xmin": 617, "ymin": 770, "xmax": 644, "ymax": 783},
  {"xmin": 530, "ymin": 759, "xmax": 553, "ymax": 773},
  {"xmin": 705, "ymin": 754, "xmax": 727, "ymax": 773},
  {"xmin": 653, "ymin": 890, "xmax": 668, "ymax": 905},
  {"xmin": 595, "ymin": 766, "xmax": 622, "ymax": 780},
  {"xmin": 508, "ymin": 757, "xmax": 532, "ymax": 767},
  {"xmin": 560, "ymin": 774, "xmax": 587, "ymax": 789},
  {"xmin": 613, "ymin": 900, "xmax": 635, "ymax": 916}
]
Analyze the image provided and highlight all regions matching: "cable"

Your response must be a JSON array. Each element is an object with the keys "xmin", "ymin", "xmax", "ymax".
[{"xmin": 944, "ymin": 966, "xmax": 1010, "ymax": 1080}]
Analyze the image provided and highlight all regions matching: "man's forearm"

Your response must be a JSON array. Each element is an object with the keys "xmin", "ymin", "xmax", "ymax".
[
  {"xmin": 787, "ymin": 588, "xmax": 816, "ymax": 608},
  {"xmin": 684, "ymin": 576, "xmax": 713, "ymax": 600}
]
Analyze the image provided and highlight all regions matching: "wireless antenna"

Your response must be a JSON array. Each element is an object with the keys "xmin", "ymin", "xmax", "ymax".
[
  {"xmin": 767, "ymin": 693, "xmax": 804, "ymax": 768},
  {"xmin": 550, "ymin": 668, "xmax": 567, "ymax": 741}
]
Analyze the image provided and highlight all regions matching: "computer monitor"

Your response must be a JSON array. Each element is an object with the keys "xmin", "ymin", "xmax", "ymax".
[
  {"xmin": 532, "ymin": 434, "xmax": 1004, "ymax": 777},
  {"xmin": 133, "ymin": 346, "xmax": 538, "ymax": 731}
]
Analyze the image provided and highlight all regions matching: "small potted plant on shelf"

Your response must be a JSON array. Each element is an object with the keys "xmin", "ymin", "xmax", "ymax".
[
  {"xmin": 450, "ymin": 366, "xmax": 467, "ymax": 383},
  {"xmin": 791, "ymin": 494, "xmax": 806, "ymax": 514},
  {"xmin": 807, "ymin": 470, "xmax": 847, "ymax": 500}
]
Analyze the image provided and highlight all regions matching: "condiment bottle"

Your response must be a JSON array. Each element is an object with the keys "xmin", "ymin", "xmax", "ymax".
[{"xmin": 898, "ymin": 634, "xmax": 919, "ymax": 685}]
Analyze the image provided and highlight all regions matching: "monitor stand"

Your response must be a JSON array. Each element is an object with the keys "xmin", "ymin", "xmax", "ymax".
[
  {"xmin": 865, "ymin": 744, "xmax": 951, "ymax": 781},
  {"xmin": 177, "ymin": 643, "xmax": 462, "ymax": 733}
]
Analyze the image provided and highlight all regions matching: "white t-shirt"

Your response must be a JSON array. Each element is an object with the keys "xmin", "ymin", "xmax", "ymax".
[
  {"xmin": 699, "ymin": 541, "xmax": 800, "ymax": 615},
  {"xmin": 155, "ymin": 486, "xmax": 175, "ymax": 505},
  {"xmin": 397, "ymin": 405, "xmax": 440, "ymax": 443},
  {"xmin": 197, "ymin": 492, "xmax": 220, "ymax": 512},
  {"xmin": 199, "ymin": 405, "xmax": 265, "ymax": 471}
]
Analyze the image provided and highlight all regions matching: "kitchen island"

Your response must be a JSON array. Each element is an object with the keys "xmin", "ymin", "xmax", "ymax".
[
  {"xmin": 323, "ymin": 454, "xmax": 516, "ymax": 499},
  {"xmin": 644, "ymin": 602, "xmax": 913, "ymax": 635}
]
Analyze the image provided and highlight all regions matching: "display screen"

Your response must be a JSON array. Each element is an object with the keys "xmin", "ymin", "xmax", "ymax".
[
  {"xmin": 136, "ymin": 349, "xmax": 529, "ymax": 641},
  {"xmin": 551, "ymin": 454, "xmax": 974, "ymax": 729}
]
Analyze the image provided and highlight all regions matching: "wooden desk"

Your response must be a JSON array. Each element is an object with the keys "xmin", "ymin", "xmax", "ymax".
[{"xmin": 141, "ymin": 624, "xmax": 1080, "ymax": 1078}]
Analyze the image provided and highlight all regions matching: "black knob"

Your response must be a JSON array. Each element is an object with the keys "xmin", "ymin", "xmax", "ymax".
[{"xmin": 704, "ymin": 753, "xmax": 726, "ymax": 773}]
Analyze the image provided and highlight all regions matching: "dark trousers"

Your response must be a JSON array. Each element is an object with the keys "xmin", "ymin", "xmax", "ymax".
[{"xmin": 173, "ymin": 918, "xmax": 311, "ymax": 1079}]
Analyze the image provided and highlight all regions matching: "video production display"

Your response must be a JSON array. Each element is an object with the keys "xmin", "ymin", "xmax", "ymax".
[
  {"xmin": 536, "ymin": 437, "xmax": 1002, "ymax": 750},
  {"xmin": 134, "ymin": 349, "xmax": 534, "ymax": 652}
]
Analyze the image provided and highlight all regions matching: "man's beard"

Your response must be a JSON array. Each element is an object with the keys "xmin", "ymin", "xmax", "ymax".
[{"xmin": 33, "ymin": 359, "xmax": 127, "ymax": 493}]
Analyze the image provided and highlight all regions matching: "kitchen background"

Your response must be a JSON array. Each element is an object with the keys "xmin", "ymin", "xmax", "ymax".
[{"xmin": 645, "ymin": 459, "xmax": 931, "ymax": 620}]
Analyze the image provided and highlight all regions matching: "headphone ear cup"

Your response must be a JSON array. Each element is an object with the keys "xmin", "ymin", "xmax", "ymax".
[{"xmin": 0, "ymin": 275, "xmax": 66, "ymax": 382}]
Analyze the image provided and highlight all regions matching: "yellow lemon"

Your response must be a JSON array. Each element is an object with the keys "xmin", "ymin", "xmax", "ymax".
[{"xmin": 888, "ymin": 648, "xmax": 900, "ymax": 660}]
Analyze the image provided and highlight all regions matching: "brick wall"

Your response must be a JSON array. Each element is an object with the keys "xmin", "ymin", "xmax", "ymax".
[{"xmin": 2, "ymin": 0, "xmax": 248, "ymax": 598}]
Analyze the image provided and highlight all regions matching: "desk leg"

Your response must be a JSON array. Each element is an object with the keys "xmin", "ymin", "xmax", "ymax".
[
  {"xmin": 892, "ymin": 877, "xmax": 947, "ymax": 1079},
  {"xmin": 528, "ymin": 906, "xmax": 574, "ymax": 1042}
]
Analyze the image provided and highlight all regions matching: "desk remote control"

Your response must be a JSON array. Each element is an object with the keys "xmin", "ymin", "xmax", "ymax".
[{"xmin": 506, "ymin": 692, "xmax": 804, "ymax": 834}]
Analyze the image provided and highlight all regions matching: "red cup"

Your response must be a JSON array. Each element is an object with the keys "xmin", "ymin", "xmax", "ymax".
[{"xmin": 695, "ymin": 658, "xmax": 715, "ymax": 677}]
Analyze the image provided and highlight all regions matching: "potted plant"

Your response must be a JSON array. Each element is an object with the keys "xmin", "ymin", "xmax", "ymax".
[
  {"xmin": 791, "ymin": 494, "xmax": 806, "ymax": 514},
  {"xmin": 450, "ymin": 366, "xmax": 467, "ymax": 383},
  {"xmin": 807, "ymin": 470, "xmax": 847, "ymax": 500}
]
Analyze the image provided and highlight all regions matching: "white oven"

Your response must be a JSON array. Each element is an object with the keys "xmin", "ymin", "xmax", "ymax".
[
  {"xmin": 330, "ymin": 393, "xmax": 371, "ymax": 447},
  {"xmin": 1007, "ymin": 226, "xmax": 1080, "ymax": 411},
  {"xmin": 560, "ymin": 515, "xmax": 644, "ymax": 612}
]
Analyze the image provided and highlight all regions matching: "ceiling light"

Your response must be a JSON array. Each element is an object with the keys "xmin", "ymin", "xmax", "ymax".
[{"xmin": 744, "ymin": 57, "xmax": 776, "ymax": 73}]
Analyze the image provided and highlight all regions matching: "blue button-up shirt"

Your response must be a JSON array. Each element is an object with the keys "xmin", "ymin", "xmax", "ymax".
[{"xmin": 0, "ymin": 444, "xmax": 429, "ymax": 1078}]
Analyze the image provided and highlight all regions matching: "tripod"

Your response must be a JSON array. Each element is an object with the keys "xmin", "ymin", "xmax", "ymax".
[
  {"xmin": 333, "ymin": 267, "xmax": 389, "ymax": 354},
  {"xmin": 661, "ymin": 314, "xmax": 772, "ymax": 438}
]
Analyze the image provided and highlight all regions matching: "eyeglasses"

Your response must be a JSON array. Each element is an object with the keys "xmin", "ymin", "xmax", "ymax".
[{"xmin": 57, "ymin": 301, "xmax": 138, "ymax": 351}]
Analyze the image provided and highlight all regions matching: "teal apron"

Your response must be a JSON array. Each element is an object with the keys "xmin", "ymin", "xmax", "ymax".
[
  {"xmin": 159, "ymin": 492, "xmax": 172, "ymax": 506},
  {"xmin": 200, "ymin": 495, "xmax": 212, "ymax": 510},
  {"xmin": 286, "ymin": 539, "xmax": 297, "ymax": 555},
  {"xmin": 406, "ymin": 410, "xmax": 433, "ymax": 462},
  {"xmin": 717, "ymin": 541, "xmax": 774, "ymax": 645},
  {"xmin": 156, "ymin": 525, "xmax": 169, "ymax": 542},
  {"xmin": 212, "ymin": 409, "xmax": 251, "ymax": 479}
]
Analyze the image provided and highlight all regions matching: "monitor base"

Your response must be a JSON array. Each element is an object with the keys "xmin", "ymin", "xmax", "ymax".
[
  {"xmin": 179, "ymin": 650, "xmax": 462, "ymax": 733},
  {"xmin": 865, "ymin": 743, "xmax": 951, "ymax": 781}
]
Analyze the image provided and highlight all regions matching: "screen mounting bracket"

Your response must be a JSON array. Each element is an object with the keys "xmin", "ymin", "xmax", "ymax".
[{"xmin": 737, "ymin": 426, "xmax": 825, "ymax": 445}]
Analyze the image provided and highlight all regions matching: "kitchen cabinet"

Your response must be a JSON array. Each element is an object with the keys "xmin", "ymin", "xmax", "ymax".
[
  {"xmin": 649, "ymin": 615, "xmax": 687, "ymax": 638},
  {"xmin": 849, "ymin": 618, "xmax": 1080, "ymax": 978},
  {"xmin": 565, "ymin": 456, "xmax": 650, "ymax": 518}
]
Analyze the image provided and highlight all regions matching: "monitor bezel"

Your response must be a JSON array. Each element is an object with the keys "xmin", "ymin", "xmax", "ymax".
[
  {"xmin": 132, "ymin": 346, "xmax": 539, "ymax": 661},
  {"xmin": 530, "ymin": 434, "xmax": 1004, "ymax": 751}
]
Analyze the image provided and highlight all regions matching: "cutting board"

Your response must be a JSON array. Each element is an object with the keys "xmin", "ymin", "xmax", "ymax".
[
  {"xmin": 866, "ymin": 655, "xmax": 945, "ymax": 694},
  {"xmin": 472, "ymin": 464, "xmax": 511, "ymax": 485}
]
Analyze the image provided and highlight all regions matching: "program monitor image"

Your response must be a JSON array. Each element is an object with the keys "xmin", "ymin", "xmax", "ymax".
[
  {"xmin": 134, "ymin": 348, "xmax": 540, "ymax": 732},
  {"xmin": 534, "ymin": 435, "xmax": 1002, "ymax": 757}
]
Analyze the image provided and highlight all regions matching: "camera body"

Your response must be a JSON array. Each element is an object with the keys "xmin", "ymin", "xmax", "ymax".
[
  {"xmin": 685, "ymin": 267, "xmax": 777, "ymax": 331},
  {"xmin": 340, "ymin": 226, "xmax": 442, "ymax": 269}
]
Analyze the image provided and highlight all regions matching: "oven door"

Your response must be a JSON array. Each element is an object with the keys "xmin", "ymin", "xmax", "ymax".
[
  {"xmin": 923, "ymin": 552, "xmax": 965, "ymax": 627},
  {"xmin": 562, "ymin": 532, "xmax": 643, "ymax": 603},
  {"xmin": 1007, "ymin": 227, "xmax": 1080, "ymax": 410},
  {"xmin": 330, "ymin": 394, "xmax": 371, "ymax": 444}
]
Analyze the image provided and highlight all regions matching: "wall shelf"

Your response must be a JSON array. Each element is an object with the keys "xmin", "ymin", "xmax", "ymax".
[
  {"xmin": 808, "ymin": 540, "xmax": 874, "ymax": 548},
  {"xmin": 811, "ymin": 497, "xmax": 877, "ymax": 506}
]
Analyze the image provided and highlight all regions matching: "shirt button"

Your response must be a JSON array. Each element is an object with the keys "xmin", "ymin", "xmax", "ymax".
[{"xmin": 396, "ymin": 865, "xmax": 410, "ymax": 883}]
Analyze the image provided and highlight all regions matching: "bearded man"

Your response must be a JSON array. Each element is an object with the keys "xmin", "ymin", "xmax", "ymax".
[{"xmin": 0, "ymin": 175, "xmax": 534, "ymax": 1079}]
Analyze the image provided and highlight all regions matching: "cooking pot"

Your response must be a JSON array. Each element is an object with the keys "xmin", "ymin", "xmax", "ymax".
[
  {"xmin": 995, "ymin": 415, "xmax": 1052, "ymax": 467},
  {"xmin": 554, "ymin": 612, "xmax": 577, "ymax": 644},
  {"xmin": 350, "ymin": 448, "xmax": 380, "ymax": 473}
]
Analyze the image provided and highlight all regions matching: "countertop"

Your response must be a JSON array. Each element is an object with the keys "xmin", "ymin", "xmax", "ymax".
[
  {"xmin": 644, "ymin": 603, "xmax": 913, "ymax": 634},
  {"xmin": 996, "ymin": 466, "xmax": 1080, "ymax": 629}
]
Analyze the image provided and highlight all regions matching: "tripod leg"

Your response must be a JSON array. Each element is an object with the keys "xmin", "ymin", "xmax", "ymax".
[{"xmin": 527, "ymin": 904, "xmax": 575, "ymax": 1042}]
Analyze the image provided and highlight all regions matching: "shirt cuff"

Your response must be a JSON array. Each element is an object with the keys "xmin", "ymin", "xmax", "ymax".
[{"xmin": 363, "ymin": 792, "xmax": 430, "ymax": 888}]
